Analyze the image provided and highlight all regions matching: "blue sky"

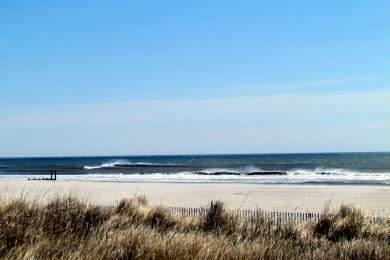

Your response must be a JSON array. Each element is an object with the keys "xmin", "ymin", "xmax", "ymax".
[{"xmin": 0, "ymin": 1, "xmax": 389, "ymax": 156}]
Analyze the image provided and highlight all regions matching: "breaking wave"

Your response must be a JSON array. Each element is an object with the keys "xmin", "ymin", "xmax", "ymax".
[
  {"xmin": 2, "ymin": 168, "xmax": 390, "ymax": 184},
  {"xmin": 55, "ymin": 169, "xmax": 390, "ymax": 184},
  {"xmin": 195, "ymin": 167, "xmax": 286, "ymax": 176},
  {"xmin": 24, "ymin": 167, "xmax": 387, "ymax": 185},
  {"xmin": 84, "ymin": 160, "xmax": 178, "ymax": 170}
]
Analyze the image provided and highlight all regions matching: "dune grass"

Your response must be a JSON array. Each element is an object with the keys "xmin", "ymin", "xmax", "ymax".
[{"xmin": 0, "ymin": 196, "xmax": 389, "ymax": 259}]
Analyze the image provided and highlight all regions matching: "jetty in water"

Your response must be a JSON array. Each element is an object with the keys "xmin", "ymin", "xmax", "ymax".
[{"xmin": 28, "ymin": 170, "xmax": 57, "ymax": 181}]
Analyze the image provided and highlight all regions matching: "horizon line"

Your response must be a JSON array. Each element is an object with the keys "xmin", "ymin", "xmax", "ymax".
[{"xmin": 1, "ymin": 150, "xmax": 389, "ymax": 159}]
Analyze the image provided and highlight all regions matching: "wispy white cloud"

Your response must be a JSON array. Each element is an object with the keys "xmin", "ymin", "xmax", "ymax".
[
  {"xmin": 363, "ymin": 123, "xmax": 387, "ymax": 129},
  {"xmin": 267, "ymin": 77, "xmax": 377, "ymax": 90},
  {"xmin": 1, "ymin": 90, "xmax": 389, "ymax": 156}
]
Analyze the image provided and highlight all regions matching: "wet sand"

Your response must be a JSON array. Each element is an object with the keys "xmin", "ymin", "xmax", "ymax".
[{"xmin": 1, "ymin": 180, "xmax": 390, "ymax": 216}]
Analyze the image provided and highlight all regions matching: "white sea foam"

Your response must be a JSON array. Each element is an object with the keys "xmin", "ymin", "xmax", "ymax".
[
  {"xmin": 2, "ymin": 167, "xmax": 390, "ymax": 184},
  {"xmin": 63, "ymin": 170, "xmax": 390, "ymax": 184},
  {"xmin": 199, "ymin": 166, "xmax": 267, "ymax": 175}
]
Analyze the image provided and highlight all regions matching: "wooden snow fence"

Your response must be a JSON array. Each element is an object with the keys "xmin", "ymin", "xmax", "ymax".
[
  {"xmin": 168, "ymin": 207, "xmax": 323, "ymax": 227},
  {"xmin": 97, "ymin": 205, "xmax": 388, "ymax": 227}
]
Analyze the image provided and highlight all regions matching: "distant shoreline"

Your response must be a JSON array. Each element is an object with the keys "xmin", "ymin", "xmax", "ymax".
[
  {"xmin": 2, "ymin": 178, "xmax": 390, "ymax": 186},
  {"xmin": 1, "ymin": 151, "xmax": 390, "ymax": 159},
  {"xmin": 1, "ymin": 176, "xmax": 390, "ymax": 186}
]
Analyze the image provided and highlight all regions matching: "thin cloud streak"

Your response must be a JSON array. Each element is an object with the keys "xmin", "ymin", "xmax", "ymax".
[{"xmin": 244, "ymin": 77, "xmax": 378, "ymax": 92}]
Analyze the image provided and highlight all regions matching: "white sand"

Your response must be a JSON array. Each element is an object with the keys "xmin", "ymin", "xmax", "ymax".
[{"xmin": 1, "ymin": 180, "xmax": 390, "ymax": 216}]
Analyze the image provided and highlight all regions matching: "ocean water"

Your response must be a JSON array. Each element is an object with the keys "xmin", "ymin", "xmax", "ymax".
[{"xmin": 0, "ymin": 153, "xmax": 390, "ymax": 185}]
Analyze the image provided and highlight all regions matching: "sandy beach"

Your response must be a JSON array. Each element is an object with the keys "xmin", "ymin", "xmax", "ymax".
[{"xmin": 1, "ymin": 180, "xmax": 389, "ymax": 216}]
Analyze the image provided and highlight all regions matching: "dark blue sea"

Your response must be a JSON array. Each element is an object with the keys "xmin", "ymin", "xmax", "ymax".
[{"xmin": 1, "ymin": 152, "xmax": 390, "ymax": 184}]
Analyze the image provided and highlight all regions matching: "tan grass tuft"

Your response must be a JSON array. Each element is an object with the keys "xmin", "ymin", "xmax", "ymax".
[{"xmin": 0, "ymin": 196, "xmax": 389, "ymax": 259}]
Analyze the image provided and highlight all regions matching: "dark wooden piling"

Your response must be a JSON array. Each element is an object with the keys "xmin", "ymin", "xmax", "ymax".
[{"xmin": 28, "ymin": 170, "xmax": 57, "ymax": 181}]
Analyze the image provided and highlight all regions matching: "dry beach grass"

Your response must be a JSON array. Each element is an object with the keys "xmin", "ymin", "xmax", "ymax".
[{"xmin": 0, "ymin": 196, "xmax": 389, "ymax": 259}]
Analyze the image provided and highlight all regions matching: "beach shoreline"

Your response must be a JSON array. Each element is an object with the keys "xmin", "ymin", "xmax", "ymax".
[{"xmin": 1, "ymin": 180, "xmax": 389, "ymax": 216}]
